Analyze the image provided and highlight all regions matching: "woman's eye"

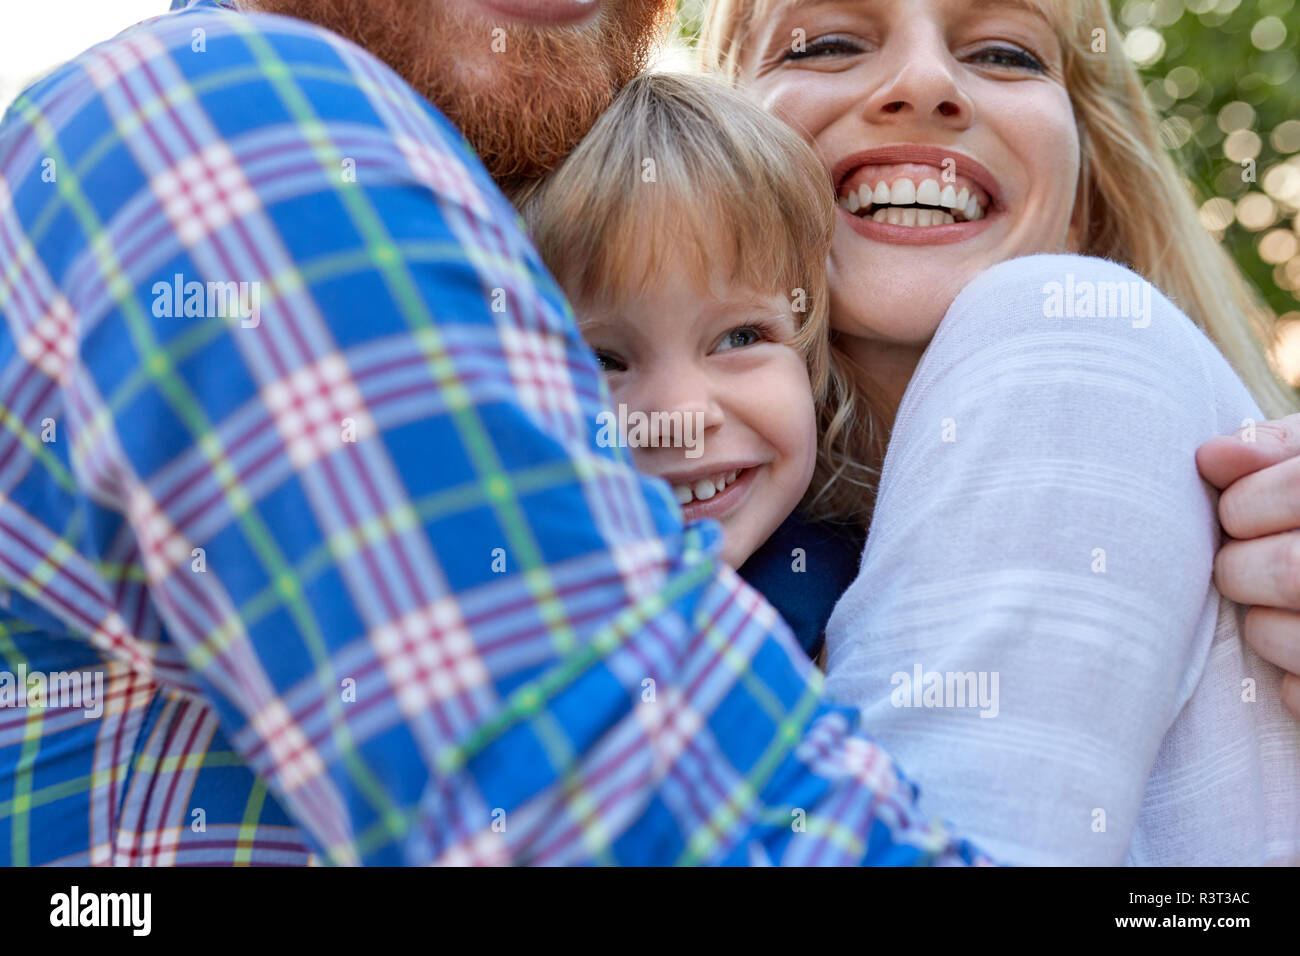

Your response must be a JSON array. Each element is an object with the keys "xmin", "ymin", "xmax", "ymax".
[
  {"xmin": 782, "ymin": 36, "xmax": 864, "ymax": 62},
  {"xmin": 716, "ymin": 326, "xmax": 764, "ymax": 351},
  {"xmin": 969, "ymin": 45, "xmax": 1046, "ymax": 72},
  {"xmin": 592, "ymin": 349, "xmax": 626, "ymax": 372}
]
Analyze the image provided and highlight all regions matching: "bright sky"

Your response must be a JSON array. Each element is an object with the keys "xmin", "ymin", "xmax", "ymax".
[{"xmin": 0, "ymin": 0, "xmax": 167, "ymax": 115}]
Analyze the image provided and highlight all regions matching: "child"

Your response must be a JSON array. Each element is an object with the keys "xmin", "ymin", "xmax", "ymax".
[{"xmin": 520, "ymin": 72, "xmax": 862, "ymax": 662}]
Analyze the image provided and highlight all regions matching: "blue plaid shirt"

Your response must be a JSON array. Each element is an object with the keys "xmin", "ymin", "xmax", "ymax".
[{"xmin": 0, "ymin": 0, "xmax": 989, "ymax": 865}]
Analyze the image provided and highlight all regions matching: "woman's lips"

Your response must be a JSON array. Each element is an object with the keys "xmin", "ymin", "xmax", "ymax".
[
  {"xmin": 470, "ymin": 0, "xmax": 601, "ymax": 26},
  {"xmin": 831, "ymin": 146, "xmax": 1004, "ymax": 246}
]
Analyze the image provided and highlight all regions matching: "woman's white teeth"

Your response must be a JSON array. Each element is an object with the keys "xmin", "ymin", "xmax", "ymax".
[
  {"xmin": 674, "ymin": 470, "xmax": 741, "ymax": 506},
  {"xmin": 875, "ymin": 207, "xmax": 955, "ymax": 226},
  {"xmin": 840, "ymin": 175, "xmax": 987, "ymax": 225}
]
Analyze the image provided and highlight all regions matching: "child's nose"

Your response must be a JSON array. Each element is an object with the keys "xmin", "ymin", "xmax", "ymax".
[{"xmin": 639, "ymin": 370, "xmax": 725, "ymax": 441}]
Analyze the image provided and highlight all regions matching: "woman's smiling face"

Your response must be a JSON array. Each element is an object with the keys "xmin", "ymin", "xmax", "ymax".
[{"xmin": 738, "ymin": 0, "xmax": 1081, "ymax": 346}]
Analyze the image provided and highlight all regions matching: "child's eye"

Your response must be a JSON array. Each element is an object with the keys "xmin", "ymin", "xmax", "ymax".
[
  {"xmin": 782, "ymin": 36, "xmax": 865, "ymax": 62},
  {"xmin": 968, "ymin": 45, "xmax": 1046, "ymax": 73},
  {"xmin": 715, "ymin": 326, "xmax": 765, "ymax": 352},
  {"xmin": 592, "ymin": 349, "xmax": 627, "ymax": 372}
]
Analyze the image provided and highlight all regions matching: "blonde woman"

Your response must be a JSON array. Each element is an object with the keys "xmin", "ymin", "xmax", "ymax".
[{"xmin": 701, "ymin": 0, "xmax": 1300, "ymax": 864}]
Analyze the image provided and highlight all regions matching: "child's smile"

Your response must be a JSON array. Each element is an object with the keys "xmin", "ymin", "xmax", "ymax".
[{"xmin": 663, "ymin": 463, "xmax": 761, "ymax": 525}]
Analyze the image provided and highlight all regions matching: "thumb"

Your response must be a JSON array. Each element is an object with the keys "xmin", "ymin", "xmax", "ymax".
[{"xmin": 1196, "ymin": 413, "xmax": 1300, "ymax": 490}]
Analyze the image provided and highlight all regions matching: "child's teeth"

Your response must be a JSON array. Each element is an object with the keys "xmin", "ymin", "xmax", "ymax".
[
  {"xmin": 916, "ymin": 178, "xmax": 941, "ymax": 206},
  {"xmin": 891, "ymin": 178, "xmax": 916, "ymax": 205},
  {"xmin": 939, "ymin": 184, "xmax": 957, "ymax": 208},
  {"xmin": 693, "ymin": 479, "xmax": 717, "ymax": 501},
  {"xmin": 873, "ymin": 181, "xmax": 891, "ymax": 204},
  {"xmin": 672, "ymin": 470, "xmax": 746, "ymax": 506}
]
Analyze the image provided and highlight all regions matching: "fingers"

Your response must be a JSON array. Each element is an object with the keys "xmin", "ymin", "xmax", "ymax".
[
  {"xmin": 1217, "ymin": 454, "xmax": 1300, "ymax": 539},
  {"xmin": 1214, "ymin": 534, "xmax": 1300, "ymax": 608},
  {"xmin": 1198, "ymin": 417, "xmax": 1300, "ymax": 724},
  {"xmin": 1216, "ymin": 546, "xmax": 1300, "ymax": 717},
  {"xmin": 1242, "ymin": 605, "xmax": 1300, "ymax": 676},
  {"xmin": 1196, "ymin": 413, "xmax": 1300, "ymax": 491}
]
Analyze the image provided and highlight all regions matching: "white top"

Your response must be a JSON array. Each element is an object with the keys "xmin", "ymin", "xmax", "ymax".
[{"xmin": 824, "ymin": 254, "xmax": 1300, "ymax": 865}]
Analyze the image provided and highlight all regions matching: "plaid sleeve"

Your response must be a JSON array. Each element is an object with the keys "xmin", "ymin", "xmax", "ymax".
[{"xmin": 0, "ymin": 1, "xmax": 990, "ymax": 865}]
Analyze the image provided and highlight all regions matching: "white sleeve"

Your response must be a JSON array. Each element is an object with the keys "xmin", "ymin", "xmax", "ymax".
[{"xmin": 823, "ymin": 254, "xmax": 1248, "ymax": 865}]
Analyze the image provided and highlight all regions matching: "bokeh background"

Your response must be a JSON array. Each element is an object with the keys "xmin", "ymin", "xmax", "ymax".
[{"xmin": 3, "ymin": 0, "xmax": 1298, "ymax": 379}]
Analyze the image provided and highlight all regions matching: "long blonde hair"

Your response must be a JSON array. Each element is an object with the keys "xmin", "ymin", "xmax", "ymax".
[{"xmin": 702, "ymin": 0, "xmax": 1299, "ymax": 524}]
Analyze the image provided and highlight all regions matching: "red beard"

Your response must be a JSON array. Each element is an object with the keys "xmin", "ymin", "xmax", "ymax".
[{"xmin": 252, "ymin": 0, "xmax": 673, "ymax": 194}]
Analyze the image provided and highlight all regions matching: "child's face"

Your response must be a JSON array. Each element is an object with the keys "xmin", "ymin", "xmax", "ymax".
[{"xmin": 580, "ymin": 263, "xmax": 818, "ymax": 567}]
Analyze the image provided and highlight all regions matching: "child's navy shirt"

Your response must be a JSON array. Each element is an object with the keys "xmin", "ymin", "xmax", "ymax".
[{"xmin": 738, "ymin": 513, "xmax": 866, "ymax": 660}]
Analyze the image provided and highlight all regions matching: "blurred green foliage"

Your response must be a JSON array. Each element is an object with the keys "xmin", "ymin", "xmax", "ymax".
[
  {"xmin": 672, "ymin": 0, "xmax": 1300, "ymax": 323},
  {"xmin": 1124, "ymin": 0, "xmax": 1300, "ymax": 323}
]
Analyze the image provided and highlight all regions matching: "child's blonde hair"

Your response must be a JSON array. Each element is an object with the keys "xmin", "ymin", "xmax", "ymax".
[
  {"xmin": 520, "ymin": 70, "xmax": 837, "ymax": 417},
  {"xmin": 702, "ymin": 0, "xmax": 1300, "ymax": 524}
]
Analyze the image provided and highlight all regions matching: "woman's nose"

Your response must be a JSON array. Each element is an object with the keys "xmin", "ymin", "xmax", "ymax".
[{"xmin": 862, "ymin": 22, "xmax": 973, "ymax": 129}]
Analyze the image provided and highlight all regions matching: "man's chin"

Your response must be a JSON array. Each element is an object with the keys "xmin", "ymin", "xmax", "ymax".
[
  {"xmin": 250, "ymin": 0, "xmax": 673, "ymax": 193},
  {"xmin": 427, "ymin": 0, "xmax": 672, "ymax": 193}
]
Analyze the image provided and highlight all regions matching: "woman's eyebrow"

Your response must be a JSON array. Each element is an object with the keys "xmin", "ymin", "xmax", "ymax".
[
  {"xmin": 770, "ymin": 0, "xmax": 1053, "ymax": 29},
  {"xmin": 967, "ymin": 0, "xmax": 1054, "ymax": 27},
  {"xmin": 770, "ymin": 0, "xmax": 856, "ymax": 21}
]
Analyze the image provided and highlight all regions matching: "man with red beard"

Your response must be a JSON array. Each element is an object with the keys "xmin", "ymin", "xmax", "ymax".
[
  {"xmin": 0, "ymin": 0, "xmax": 1295, "ymax": 870},
  {"xmin": 249, "ymin": 0, "xmax": 672, "ymax": 196}
]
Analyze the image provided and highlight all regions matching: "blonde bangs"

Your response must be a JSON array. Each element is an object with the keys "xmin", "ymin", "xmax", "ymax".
[{"xmin": 549, "ymin": 149, "xmax": 819, "ymax": 320}]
